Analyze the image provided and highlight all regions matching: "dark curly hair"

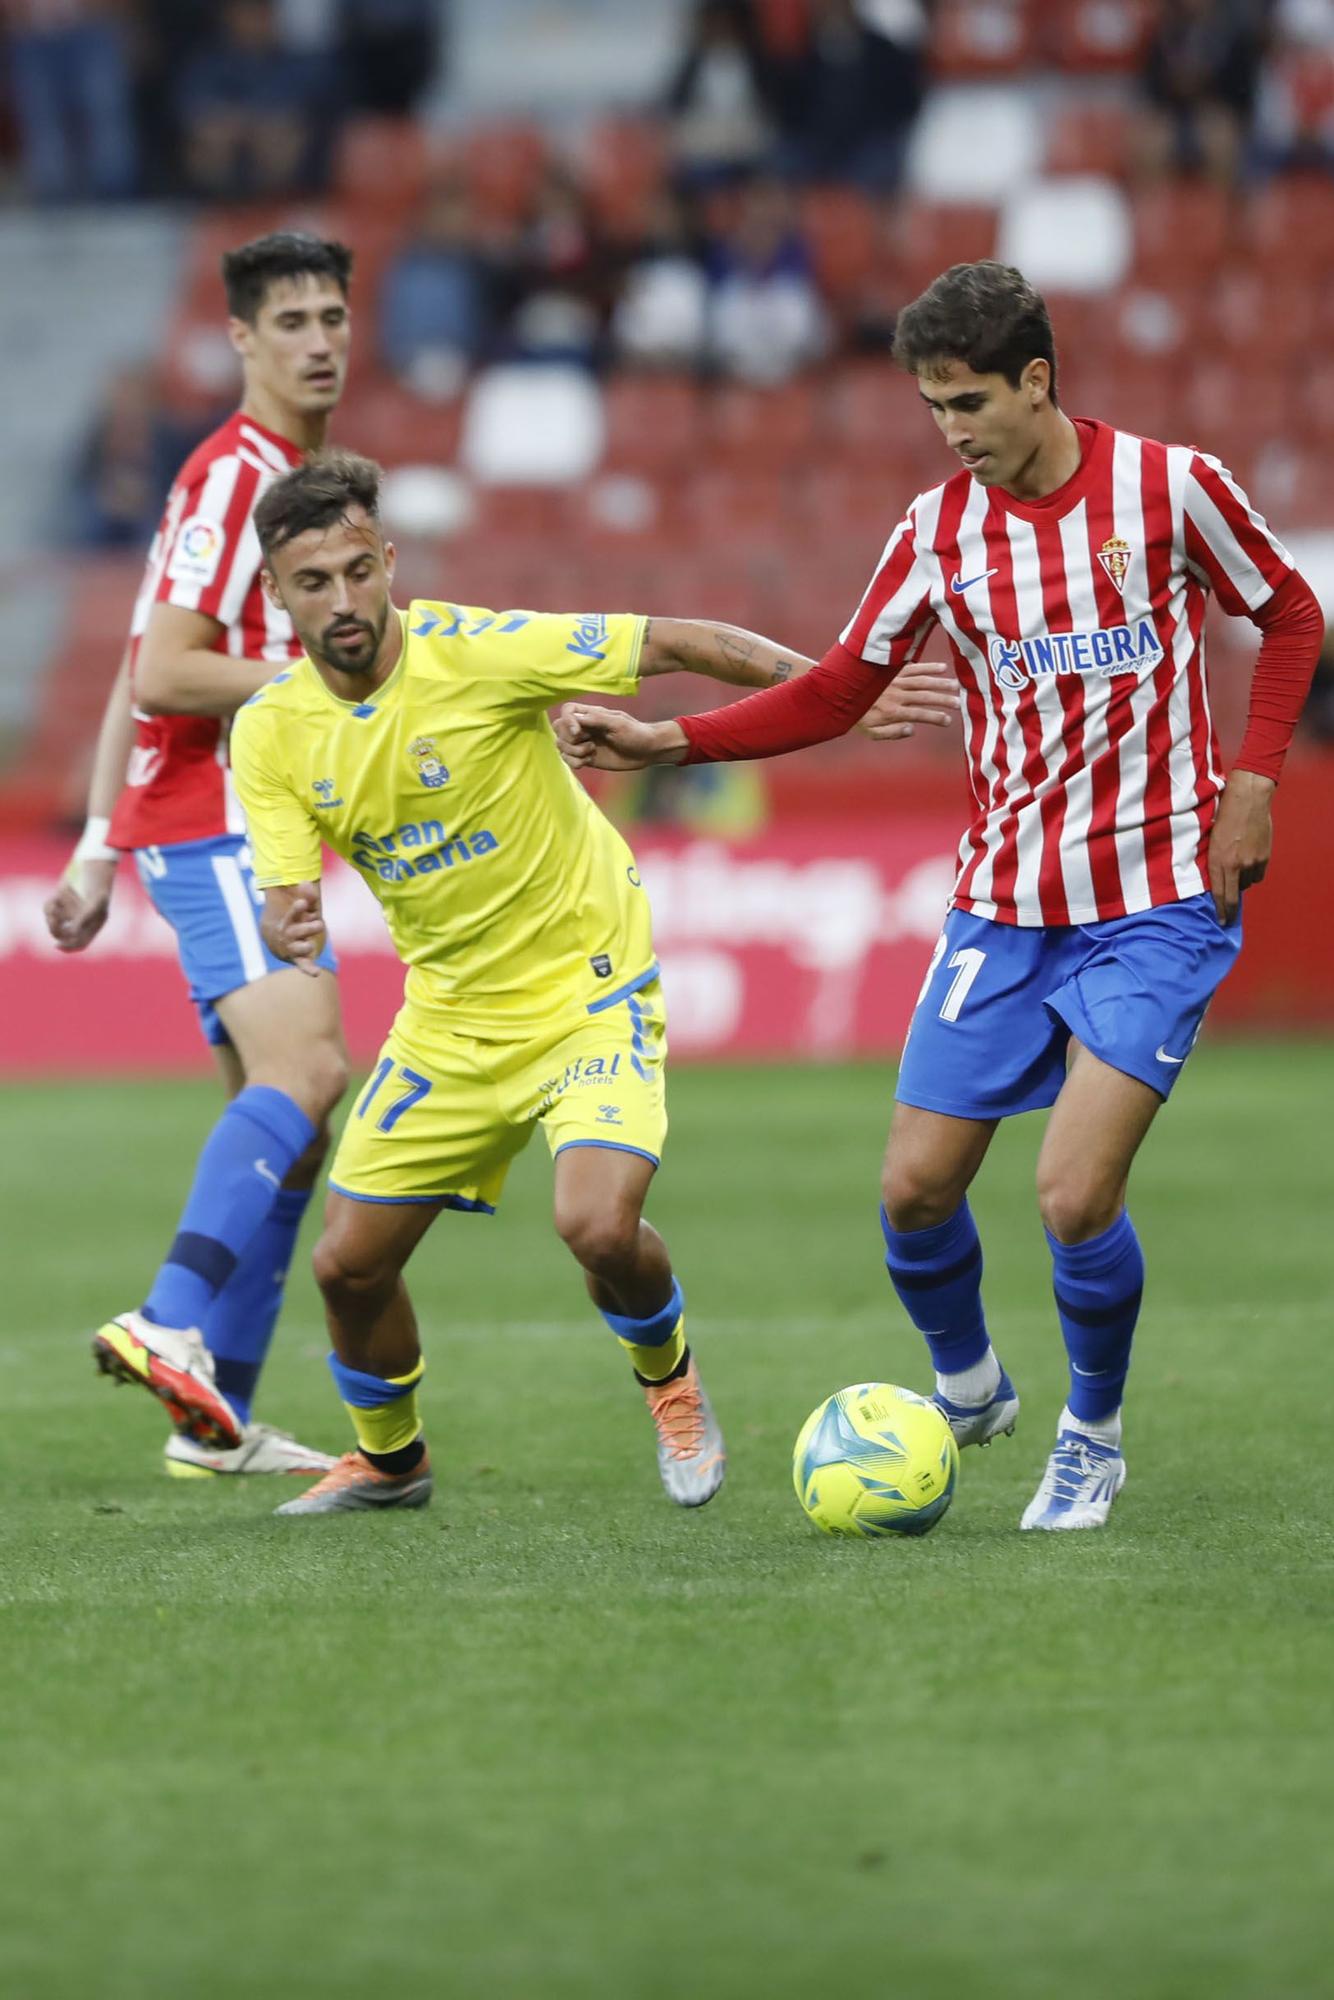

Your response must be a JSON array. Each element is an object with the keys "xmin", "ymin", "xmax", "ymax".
[
  {"xmin": 893, "ymin": 261, "xmax": 1059, "ymax": 406},
  {"xmin": 254, "ymin": 450, "xmax": 382, "ymax": 560}
]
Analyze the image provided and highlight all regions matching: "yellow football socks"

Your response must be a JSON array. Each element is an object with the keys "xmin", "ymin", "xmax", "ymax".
[
  {"xmin": 620, "ymin": 1316, "xmax": 686, "ymax": 1383},
  {"xmin": 345, "ymin": 1357, "xmax": 426, "ymax": 1458}
]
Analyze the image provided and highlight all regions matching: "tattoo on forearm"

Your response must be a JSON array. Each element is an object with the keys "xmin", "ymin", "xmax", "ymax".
[
  {"xmin": 716, "ymin": 631, "xmax": 758, "ymax": 673},
  {"xmin": 771, "ymin": 661, "xmax": 793, "ymax": 683}
]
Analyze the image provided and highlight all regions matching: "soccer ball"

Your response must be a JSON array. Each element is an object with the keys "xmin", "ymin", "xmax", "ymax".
[{"xmin": 793, "ymin": 1382, "xmax": 959, "ymax": 1538}]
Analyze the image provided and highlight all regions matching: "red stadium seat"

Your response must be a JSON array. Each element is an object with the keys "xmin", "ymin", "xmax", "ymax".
[
  {"xmin": 799, "ymin": 185, "xmax": 884, "ymax": 306},
  {"xmin": 1043, "ymin": 0, "xmax": 1153, "ymax": 74},
  {"xmin": 892, "ymin": 200, "xmax": 999, "ymax": 294},
  {"xmin": 1044, "ymin": 99, "xmax": 1134, "ymax": 177},
  {"xmin": 929, "ymin": 1, "xmax": 1038, "ymax": 80},
  {"xmin": 456, "ymin": 122, "xmax": 549, "ymax": 226},
  {"xmin": 1240, "ymin": 175, "xmax": 1334, "ymax": 277},
  {"xmin": 601, "ymin": 374, "xmax": 708, "ymax": 475},
  {"xmin": 334, "ymin": 377, "xmax": 463, "ymax": 468},
  {"xmin": 333, "ymin": 118, "xmax": 432, "ymax": 219},
  {"xmin": 1132, "ymin": 180, "xmax": 1237, "ymax": 284},
  {"xmin": 683, "ymin": 468, "xmax": 799, "ymax": 549},
  {"xmin": 577, "ymin": 117, "xmax": 670, "ymax": 239},
  {"xmin": 705, "ymin": 380, "xmax": 825, "ymax": 472}
]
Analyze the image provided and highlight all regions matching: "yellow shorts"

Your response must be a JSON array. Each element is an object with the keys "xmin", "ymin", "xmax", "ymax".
[{"xmin": 328, "ymin": 977, "xmax": 668, "ymax": 1210}]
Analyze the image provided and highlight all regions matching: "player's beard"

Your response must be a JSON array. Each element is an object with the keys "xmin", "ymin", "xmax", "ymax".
[{"xmin": 315, "ymin": 603, "xmax": 387, "ymax": 677}]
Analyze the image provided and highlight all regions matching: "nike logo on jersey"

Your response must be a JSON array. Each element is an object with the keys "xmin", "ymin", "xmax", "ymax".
[
  {"xmin": 1154, "ymin": 1046, "xmax": 1186, "ymax": 1066},
  {"xmin": 950, "ymin": 568, "xmax": 999, "ymax": 595}
]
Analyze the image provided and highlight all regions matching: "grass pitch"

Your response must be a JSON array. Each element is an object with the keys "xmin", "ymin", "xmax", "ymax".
[{"xmin": 2, "ymin": 1048, "xmax": 1331, "ymax": 1999}]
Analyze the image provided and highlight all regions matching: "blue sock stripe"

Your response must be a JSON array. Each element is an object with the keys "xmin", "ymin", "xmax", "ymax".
[
  {"xmin": 1048, "ymin": 1213, "xmax": 1144, "ymax": 1422},
  {"xmin": 164, "ymin": 1230, "xmax": 238, "ymax": 1291},
  {"xmin": 143, "ymin": 1087, "xmax": 319, "ymax": 1333},
  {"xmin": 600, "ymin": 1277, "xmax": 684, "ymax": 1347},
  {"xmin": 327, "ymin": 1353, "xmax": 422, "ymax": 1410},
  {"xmin": 881, "ymin": 1201, "xmax": 991, "ymax": 1376},
  {"xmin": 1054, "ymin": 1287, "xmax": 1144, "ymax": 1329},
  {"xmin": 888, "ymin": 1244, "xmax": 983, "ymax": 1292}
]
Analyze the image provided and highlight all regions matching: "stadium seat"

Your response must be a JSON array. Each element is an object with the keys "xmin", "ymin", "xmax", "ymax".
[
  {"xmin": 333, "ymin": 118, "xmax": 432, "ymax": 219},
  {"xmin": 576, "ymin": 117, "xmax": 670, "ymax": 239},
  {"xmin": 456, "ymin": 122, "xmax": 549, "ymax": 225},
  {"xmin": 1240, "ymin": 175, "xmax": 1334, "ymax": 278},
  {"xmin": 705, "ymin": 381, "xmax": 824, "ymax": 472},
  {"xmin": 334, "ymin": 377, "xmax": 463, "ymax": 469},
  {"xmin": 1043, "ymin": 99, "xmax": 1134, "ymax": 177},
  {"xmin": 892, "ymin": 199, "xmax": 999, "ymax": 294},
  {"xmin": 601, "ymin": 374, "xmax": 708, "ymax": 475},
  {"xmin": 998, "ymin": 176, "xmax": 1133, "ymax": 295},
  {"xmin": 907, "ymin": 82, "xmax": 1041, "ymax": 203},
  {"xmin": 1043, "ymin": 0, "xmax": 1153, "ymax": 74},
  {"xmin": 799, "ymin": 186, "xmax": 884, "ymax": 308},
  {"xmin": 1131, "ymin": 179, "xmax": 1236, "ymax": 284},
  {"xmin": 929, "ymin": 2, "xmax": 1038, "ymax": 80}
]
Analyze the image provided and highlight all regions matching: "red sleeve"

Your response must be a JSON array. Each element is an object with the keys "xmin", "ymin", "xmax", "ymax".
[
  {"xmin": 679, "ymin": 643, "xmax": 895, "ymax": 764},
  {"xmin": 1233, "ymin": 570, "xmax": 1325, "ymax": 782}
]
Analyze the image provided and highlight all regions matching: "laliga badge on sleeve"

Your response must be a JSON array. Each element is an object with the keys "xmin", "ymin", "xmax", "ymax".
[{"xmin": 167, "ymin": 515, "xmax": 227, "ymax": 586}]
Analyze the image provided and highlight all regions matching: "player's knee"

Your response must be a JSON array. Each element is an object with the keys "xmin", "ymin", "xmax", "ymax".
[
  {"xmin": 301, "ymin": 1044, "xmax": 350, "ymax": 1119},
  {"xmin": 880, "ymin": 1161, "xmax": 963, "ymax": 1233},
  {"xmin": 1036, "ymin": 1170, "xmax": 1119, "ymax": 1245},
  {"xmin": 312, "ymin": 1225, "xmax": 398, "ymax": 1308},
  {"xmin": 554, "ymin": 1199, "xmax": 641, "ymax": 1275}
]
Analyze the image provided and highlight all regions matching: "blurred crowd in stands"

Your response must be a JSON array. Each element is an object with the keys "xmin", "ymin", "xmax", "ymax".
[
  {"xmin": 5, "ymin": 1, "xmax": 1334, "ymax": 749},
  {"xmin": 5, "ymin": 3, "xmax": 1332, "ymax": 207}
]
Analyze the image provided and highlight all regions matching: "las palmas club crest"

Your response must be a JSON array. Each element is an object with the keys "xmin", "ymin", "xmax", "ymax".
[
  {"xmin": 408, "ymin": 736, "xmax": 450, "ymax": 789},
  {"xmin": 1097, "ymin": 536, "xmax": 1133, "ymax": 594}
]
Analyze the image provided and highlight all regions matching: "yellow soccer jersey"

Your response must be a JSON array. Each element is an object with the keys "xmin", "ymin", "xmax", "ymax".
[{"xmin": 229, "ymin": 600, "xmax": 654, "ymax": 1035}]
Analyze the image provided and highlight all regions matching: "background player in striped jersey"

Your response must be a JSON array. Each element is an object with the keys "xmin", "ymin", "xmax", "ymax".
[
  {"xmin": 558, "ymin": 260, "xmax": 1324, "ymax": 1533},
  {"xmin": 43, "ymin": 233, "xmax": 356, "ymax": 1479}
]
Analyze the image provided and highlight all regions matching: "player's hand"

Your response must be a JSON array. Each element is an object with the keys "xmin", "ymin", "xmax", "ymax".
[
  {"xmin": 1207, "ymin": 769, "xmax": 1275, "ymax": 925},
  {"xmin": 264, "ymin": 881, "xmax": 327, "ymax": 976},
  {"xmin": 858, "ymin": 661, "xmax": 961, "ymax": 741},
  {"xmin": 43, "ymin": 856, "xmax": 117, "ymax": 953},
  {"xmin": 557, "ymin": 707, "xmax": 688, "ymax": 772}
]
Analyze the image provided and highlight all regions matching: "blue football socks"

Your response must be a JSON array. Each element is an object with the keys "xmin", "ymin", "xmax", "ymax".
[
  {"xmin": 201, "ymin": 1187, "xmax": 311, "ymax": 1424},
  {"xmin": 142, "ymin": 1085, "xmax": 317, "ymax": 1336},
  {"xmin": 1047, "ymin": 1210, "xmax": 1144, "ymax": 1427},
  {"xmin": 881, "ymin": 1202, "xmax": 993, "ymax": 1375}
]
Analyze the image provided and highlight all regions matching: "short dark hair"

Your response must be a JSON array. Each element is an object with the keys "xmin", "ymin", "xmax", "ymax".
[
  {"xmin": 254, "ymin": 450, "xmax": 382, "ymax": 560},
  {"xmin": 221, "ymin": 231, "xmax": 353, "ymax": 322},
  {"xmin": 893, "ymin": 261, "xmax": 1059, "ymax": 406}
]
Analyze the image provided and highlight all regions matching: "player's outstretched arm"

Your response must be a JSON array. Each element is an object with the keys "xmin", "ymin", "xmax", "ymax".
[
  {"xmin": 260, "ymin": 883, "xmax": 328, "ymax": 978},
  {"xmin": 43, "ymin": 647, "xmax": 134, "ymax": 953},
  {"xmin": 638, "ymin": 618, "xmax": 813, "ymax": 688},
  {"xmin": 135, "ymin": 603, "xmax": 285, "ymax": 717}
]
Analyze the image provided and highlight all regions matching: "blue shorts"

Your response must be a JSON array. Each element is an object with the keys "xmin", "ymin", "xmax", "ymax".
[
  {"xmin": 896, "ymin": 895, "xmax": 1242, "ymax": 1119},
  {"xmin": 134, "ymin": 832, "xmax": 337, "ymax": 1047}
]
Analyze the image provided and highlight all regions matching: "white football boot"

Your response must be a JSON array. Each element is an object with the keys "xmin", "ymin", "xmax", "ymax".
[
  {"xmin": 164, "ymin": 1424, "xmax": 337, "ymax": 1479},
  {"xmin": 1020, "ymin": 1427, "xmax": 1126, "ymax": 1531}
]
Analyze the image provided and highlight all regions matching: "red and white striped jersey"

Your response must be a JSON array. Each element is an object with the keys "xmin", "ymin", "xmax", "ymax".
[
  {"xmin": 108, "ymin": 412, "xmax": 303, "ymax": 851},
  {"xmin": 841, "ymin": 418, "xmax": 1296, "ymax": 927}
]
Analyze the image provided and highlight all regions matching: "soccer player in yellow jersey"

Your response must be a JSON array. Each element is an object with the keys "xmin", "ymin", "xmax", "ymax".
[{"xmin": 230, "ymin": 451, "xmax": 955, "ymax": 1515}]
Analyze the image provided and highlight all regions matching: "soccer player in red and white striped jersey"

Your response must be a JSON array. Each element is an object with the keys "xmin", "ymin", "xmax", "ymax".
[
  {"xmin": 557, "ymin": 261, "xmax": 1324, "ymax": 1533},
  {"xmin": 44, "ymin": 233, "xmax": 357, "ymax": 1479}
]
